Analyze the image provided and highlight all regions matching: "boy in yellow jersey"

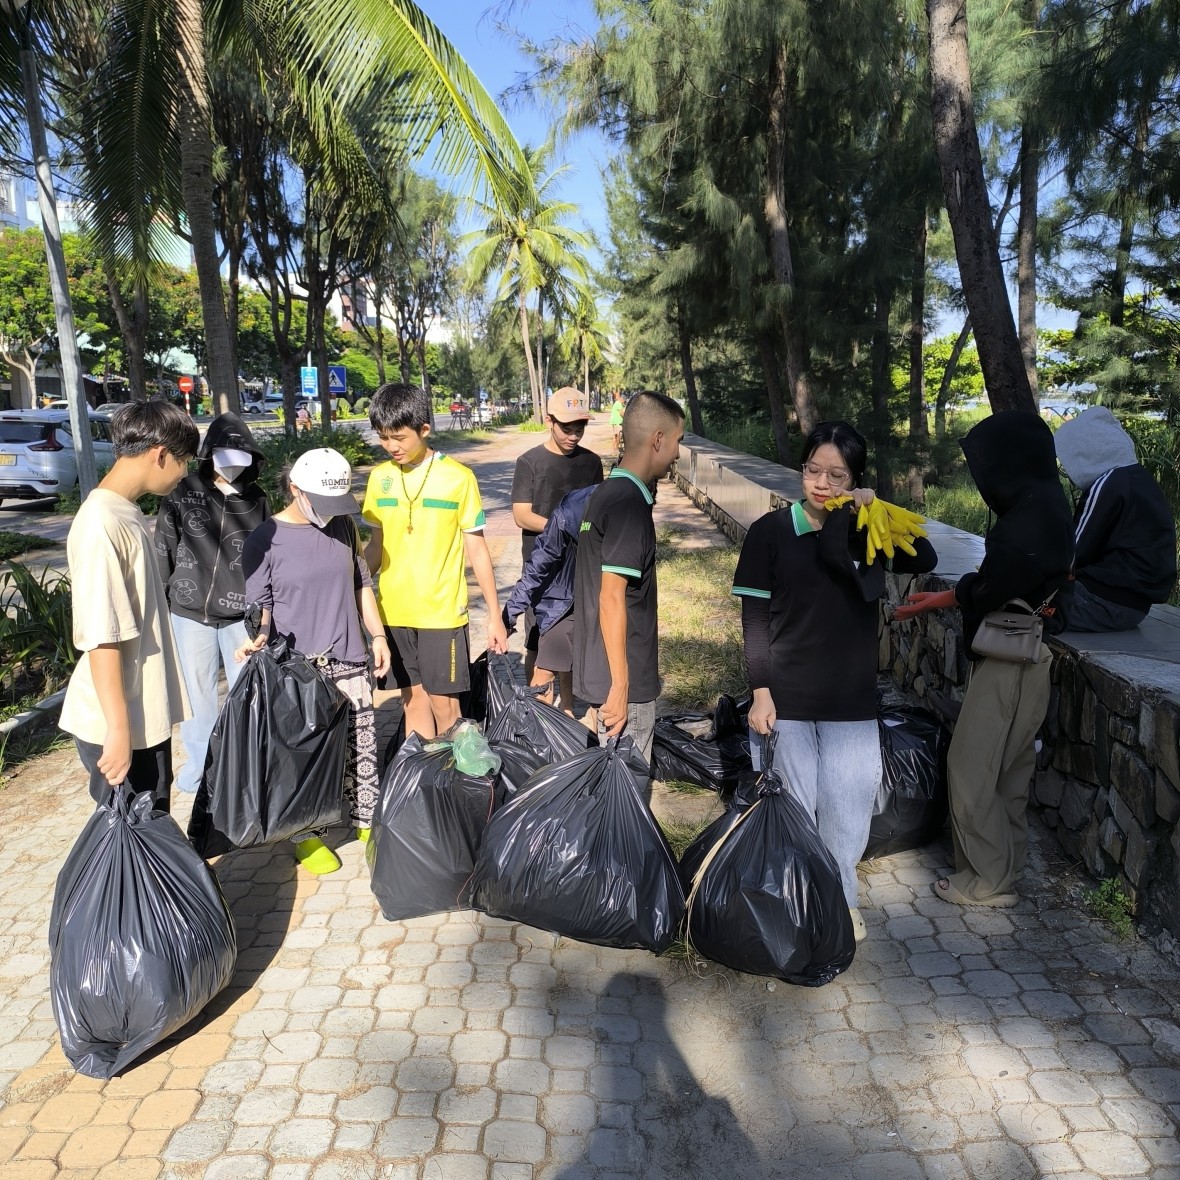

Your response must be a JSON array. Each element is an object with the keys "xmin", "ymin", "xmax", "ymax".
[{"xmin": 363, "ymin": 384, "xmax": 508, "ymax": 739}]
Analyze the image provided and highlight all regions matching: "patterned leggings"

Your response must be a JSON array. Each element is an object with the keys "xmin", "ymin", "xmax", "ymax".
[{"xmin": 296, "ymin": 657, "xmax": 379, "ymax": 838}]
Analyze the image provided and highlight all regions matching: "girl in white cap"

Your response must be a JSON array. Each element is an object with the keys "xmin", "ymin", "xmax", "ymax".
[{"xmin": 237, "ymin": 447, "xmax": 391, "ymax": 874}]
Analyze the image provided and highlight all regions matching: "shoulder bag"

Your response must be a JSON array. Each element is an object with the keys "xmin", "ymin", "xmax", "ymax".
[{"xmin": 970, "ymin": 595, "xmax": 1055, "ymax": 663}]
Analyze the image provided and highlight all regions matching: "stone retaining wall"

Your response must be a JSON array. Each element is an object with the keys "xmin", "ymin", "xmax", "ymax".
[{"xmin": 673, "ymin": 432, "xmax": 1180, "ymax": 939}]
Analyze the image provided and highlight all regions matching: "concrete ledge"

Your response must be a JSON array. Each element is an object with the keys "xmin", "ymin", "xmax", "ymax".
[{"xmin": 674, "ymin": 432, "xmax": 1180, "ymax": 938}]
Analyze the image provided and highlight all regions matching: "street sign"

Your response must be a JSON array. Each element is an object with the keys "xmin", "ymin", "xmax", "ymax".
[
  {"xmin": 178, "ymin": 375, "xmax": 194, "ymax": 394},
  {"xmin": 327, "ymin": 365, "xmax": 347, "ymax": 396},
  {"xmin": 479, "ymin": 389, "xmax": 488, "ymax": 402},
  {"xmin": 300, "ymin": 366, "xmax": 317, "ymax": 397}
]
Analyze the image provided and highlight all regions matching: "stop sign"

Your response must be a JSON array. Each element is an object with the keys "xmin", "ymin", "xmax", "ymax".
[{"xmin": 178, "ymin": 375, "xmax": 194, "ymax": 394}]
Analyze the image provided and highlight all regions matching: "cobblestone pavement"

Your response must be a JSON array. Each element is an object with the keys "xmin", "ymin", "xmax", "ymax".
[{"xmin": 1, "ymin": 422, "xmax": 1179, "ymax": 1179}]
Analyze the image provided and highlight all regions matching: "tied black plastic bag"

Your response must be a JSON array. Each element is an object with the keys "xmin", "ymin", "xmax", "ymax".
[
  {"xmin": 484, "ymin": 653, "xmax": 594, "ymax": 765},
  {"xmin": 462, "ymin": 651, "xmax": 491, "ymax": 725},
  {"xmin": 651, "ymin": 694, "xmax": 752, "ymax": 792},
  {"xmin": 368, "ymin": 733, "xmax": 505, "ymax": 920},
  {"xmin": 680, "ymin": 733, "xmax": 855, "ymax": 986},
  {"xmin": 489, "ymin": 738, "xmax": 548, "ymax": 796},
  {"xmin": 50, "ymin": 788, "xmax": 237, "ymax": 1078},
  {"xmin": 188, "ymin": 636, "xmax": 350, "ymax": 857},
  {"xmin": 864, "ymin": 707, "xmax": 949, "ymax": 859},
  {"xmin": 470, "ymin": 739, "xmax": 685, "ymax": 953}
]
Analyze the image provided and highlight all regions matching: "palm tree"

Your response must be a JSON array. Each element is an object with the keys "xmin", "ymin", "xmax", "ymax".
[
  {"xmin": 467, "ymin": 142, "xmax": 592, "ymax": 420},
  {"xmin": 1, "ymin": 0, "xmax": 534, "ymax": 414},
  {"xmin": 560, "ymin": 287, "xmax": 610, "ymax": 400}
]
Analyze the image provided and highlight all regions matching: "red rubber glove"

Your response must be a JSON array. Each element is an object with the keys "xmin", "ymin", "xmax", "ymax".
[{"xmin": 892, "ymin": 589, "xmax": 957, "ymax": 622}]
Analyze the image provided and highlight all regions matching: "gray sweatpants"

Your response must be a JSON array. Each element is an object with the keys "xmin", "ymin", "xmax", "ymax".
[{"xmin": 751, "ymin": 719, "xmax": 882, "ymax": 908}]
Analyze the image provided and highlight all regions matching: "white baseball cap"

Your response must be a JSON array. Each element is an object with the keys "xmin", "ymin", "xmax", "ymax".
[{"xmin": 288, "ymin": 448, "xmax": 357, "ymax": 516}]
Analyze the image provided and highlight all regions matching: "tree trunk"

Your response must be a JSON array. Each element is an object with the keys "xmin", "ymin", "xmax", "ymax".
[
  {"xmin": 763, "ymin": 41, "xmax": 822, "ymax": 435},
  {"xmin": 676, "ymin": 308, "xmax": 704, "ymax": 435},
  {"xmin": 926, "ymin": 0, "xmax": 1034, "ymax": 415},
  {"xmin": 1111, "ymin": 100, "xmax": 1148, "ymax": 331},
  {"xmin": 373, "ymin": 278, "xmax": 387, "ymax": 385},
  {"xmin": 518, "ymin": 292, "xmax": 541, "ymax": 418},
  {"xmin": 1017, "ymin": 118, "xmax": 1039, "ymax": 399},
  {"xmin": 754, "ymin": 329, "xmax": 793, "ymax": 466},
  {"xmin": 583, "ymin": 349, "xmax": 590, "ymax": 401},
  {"xmin": 534, "ymin": 289, "xmax": 545, "ymax": 419},
  {"xmin": 908, "ymin": 213, "xmax": 928, "ymax": 502},
  {"xmin": 936, "ymin": 316, "xmax": 973, "ymax": 439},
  {"xmin": 417, "ymin": 339, "xmax": 431, "ymax": 400},
  {"xmin": 175, "ymin": 0, "xmax": 239, "ymax": 414},
  {"xmin": 103, "ymin": 263, "xmax": 149, "ymax": 402},
  {"xmin": 870, "ymin": 280, "xmax": 895, "ymax": 502}
]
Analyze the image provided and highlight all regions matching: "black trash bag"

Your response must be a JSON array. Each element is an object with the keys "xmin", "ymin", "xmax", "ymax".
[
  {"xmin": 367, "ymin": 733, "xmax": 505, "ymax": 921},
  {"xmin": 863, "ymin": 707, "xmax": 949, "ymax": 859},
  {"xmin": 484, "ymin": 654, "xmax": 594, "ymax": 766},
  {"xmin": 462, "ymin": 651, "xmax": 490, "ymax": 726},
  {"xmin": 470, "ymin": 739, "xmax": 685, "ymax": 953},
  {"xmin": 651, "ymin": 694, "xmax": 752, "ymax": 792},
  {"xmin": 481, "ymin": 650, "xmax": 520, "ymax": 730},
  {"xmin": 489, "ymin": 737, "xmax": 548, "ymax": 796},
  {"xmin": 188, "ymin": 636, "xmax": 350, "ymax": 857},
  {"xmin": 50, "ymin": 787, "xmax": 237, "ymax": 1078},
  {"xmin": 680, "ymin": 732, "xmax": 855, "ymax": 986}
]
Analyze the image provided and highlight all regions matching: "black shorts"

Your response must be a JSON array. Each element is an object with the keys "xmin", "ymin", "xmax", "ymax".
[
  {"xmin": 75, "ymin": 737, "xmax": 173, "ymax": 813},
  {"xmin": 524, "ymin": 607, "xmax": 539, "ymax": 654},
  {"xmin": 536, "ymin": 612, "xmax": 574, "ymax": 674},
  {"xmin": 386, "ymin": 626, "xmax": 471, "ymax": 695}
]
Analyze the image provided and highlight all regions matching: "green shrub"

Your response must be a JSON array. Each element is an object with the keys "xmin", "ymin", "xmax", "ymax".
[
  {"xmin": 1084, "ymin": 877, "xmax": 1135, "ymax": 940},
  {"xmin": 518, "ymin": 420, "xmax": 547, "ymax": 433},
  {"xmin": 0, "ymin": 531, "xmax": 58, "ymax": 561},
  {"xmin": 54, "ymin": 468, "xmax": 160, "ymax": 517},
  {"xmin": 702, "ymin": 417, "xmax": 778, "ymax": 462},
  {"xmin": 252, "ymin": 425, "xmax": 378, "ymax": 503},
  {"xmin": 922, "ymin": 473, "xmax": 990, "ymax": 536},
  {"xmin": 0, "ymin": 565, "xmax": 77, "ymax": 702}
]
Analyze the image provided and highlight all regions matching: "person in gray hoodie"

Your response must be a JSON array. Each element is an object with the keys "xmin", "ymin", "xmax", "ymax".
[{"xmin": 1053, "ymin": 406, "xmax": 1176, "ymax": 632}]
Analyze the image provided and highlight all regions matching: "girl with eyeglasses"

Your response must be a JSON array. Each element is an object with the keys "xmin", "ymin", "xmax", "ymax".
[{"xmin": 732, "ymin": 421, "xmax": 938, "ymax": 942}]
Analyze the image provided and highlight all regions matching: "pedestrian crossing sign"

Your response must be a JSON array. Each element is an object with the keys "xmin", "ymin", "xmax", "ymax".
[{"xmin": 328, "ymin": 365, "xmax": 347, "ymax": 395}]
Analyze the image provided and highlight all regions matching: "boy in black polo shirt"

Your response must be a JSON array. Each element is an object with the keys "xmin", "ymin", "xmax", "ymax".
[{"xmin": 573, "ymin": 391, "xmax": 685, "ymax": 783}]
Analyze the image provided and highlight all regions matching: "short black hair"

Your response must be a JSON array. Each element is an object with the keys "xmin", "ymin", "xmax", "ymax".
[
  {"xmin": 800, "ymin": 420, "xmax": 867, "ymax": 485},
  {"xmin": 370, "ymin": 383, "xmax": 431, "ymax": 433},
  {"xmin": 109, "ymin": 400, "xmax": 199, "ymax": 460},
  {"xmin": 620, "ymin": 390, "xmax": 685, "ymax": 448}
]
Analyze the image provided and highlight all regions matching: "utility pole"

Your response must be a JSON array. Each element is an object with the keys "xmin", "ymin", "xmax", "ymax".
[{"xmin": 11, "ymin": 0, "xmax": 98, "ymax": 495}]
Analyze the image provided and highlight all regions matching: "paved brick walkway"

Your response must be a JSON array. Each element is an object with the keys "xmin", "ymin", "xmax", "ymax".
[{"xmin": 1, "ymin": 419, "xmax": 1179, "ymax": 1178}]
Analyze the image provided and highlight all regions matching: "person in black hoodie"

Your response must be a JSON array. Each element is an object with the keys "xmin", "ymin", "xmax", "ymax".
[
  {"xmin": 895, "ymin": 411, "xmax": 1073, "ymax": 907},
  {"xmin": 1053, "ymin": 406, "xmax": 1176, "ymax": 631},
  {"xmin": 156, "ymin": 413, "xmax": 271, "ymax": 793}
]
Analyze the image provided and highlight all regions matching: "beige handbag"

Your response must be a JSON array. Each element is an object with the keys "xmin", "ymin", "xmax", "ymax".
[{"xmin": 971, "ymin": 596, "xmax": 1053, "ymax": 663}]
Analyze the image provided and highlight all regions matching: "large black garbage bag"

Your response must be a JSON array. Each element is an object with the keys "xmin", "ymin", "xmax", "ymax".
[
  {"xmin": 680, "ymin": 734, "xmax": 855, "ymax": 986},
  {"xmin": 489, "ymin": 738, "xmax": 548, "ymax": 796},
  {"xmin": 188, "ymin": 637, "xmax": 350, "ymax": 857},
  {"xmin": 651, "ymin": 694, "xmax": 752, "ymax": 792},
  {"xmin": 462, "ymin": 651, "xmax": 491, "ymax": 725},
  {"xmin": 470, "ymin": 739, "xmax": 685, "ymax": 953},
  {"xmin": 864, "ymin": 707, "xmax": 949, "ymax": 859},
  {"xmin": 368, "ymin": 734, "xmax": 505, "ymax": 920},
  {"xmin": 484, "ymin": 663, "xmax": 594, "ymax": 768},
  {"xmin": 50, "ymin": 788, "xmax": 237, "ymax": 1078}
]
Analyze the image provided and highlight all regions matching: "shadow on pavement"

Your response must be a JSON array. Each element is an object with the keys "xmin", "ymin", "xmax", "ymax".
[{"xmin": 552, "ymin": 971, "xmax": 763, "ymax": 1179}]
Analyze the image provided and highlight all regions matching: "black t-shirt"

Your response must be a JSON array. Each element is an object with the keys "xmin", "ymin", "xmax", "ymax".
[
  {"xmin": 733, "ymin": 502, "xmax": 936, "ymax": 722},
  {"xmin": 511, "ymin": 443, "xmax": 603, "ymax": 562},
  {"xmin": 573, "ymin": 469, "xmax": 660, "ymax": 704}
]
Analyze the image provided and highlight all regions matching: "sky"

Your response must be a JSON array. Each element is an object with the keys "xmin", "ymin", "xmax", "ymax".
[{"xmin": 423, "ymin": 1, "xmax": 611, "ymax": 248}]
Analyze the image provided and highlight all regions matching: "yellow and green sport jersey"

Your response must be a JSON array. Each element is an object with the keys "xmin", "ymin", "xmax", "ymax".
[{"xmin": 362, "ymin": 454, "xmax": 486, "ymax": 628}]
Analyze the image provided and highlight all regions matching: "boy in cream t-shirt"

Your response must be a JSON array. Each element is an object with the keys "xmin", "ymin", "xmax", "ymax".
[{"xmin": 59, "ymin": 401, "xmax": 199, "ymax": 810}]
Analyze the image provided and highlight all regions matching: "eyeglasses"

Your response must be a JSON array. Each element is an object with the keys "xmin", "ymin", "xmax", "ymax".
[
  {"xmin": 802, "ymin": 462, "xmax": 851, "ymax": 486},
  {"xmin": 550, "ymin": 418, "xmax": 586, "ymax": 434}
]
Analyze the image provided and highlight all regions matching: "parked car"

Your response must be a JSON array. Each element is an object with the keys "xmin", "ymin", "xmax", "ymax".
[
  {"xmin": 243, "ymin": 392, "xmax": 285, "ymax": 414},
  {"xmin": 0, "ymin": 410, "xmax": 115, "ymax": 501}
]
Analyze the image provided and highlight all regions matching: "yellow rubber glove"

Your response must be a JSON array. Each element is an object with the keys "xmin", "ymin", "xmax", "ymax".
[{"xmin": 823, "ymin": 495, "xmax": 853, "ymax": 511}]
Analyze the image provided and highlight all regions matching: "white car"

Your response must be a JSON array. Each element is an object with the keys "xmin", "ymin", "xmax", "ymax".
[{"xmin": 0, "ymin": 409, "xmax": 115, "ymax": 501}]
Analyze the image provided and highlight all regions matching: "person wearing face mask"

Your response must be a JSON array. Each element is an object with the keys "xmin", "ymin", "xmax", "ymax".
[
  {"xmin": 155, "ymin": 412, "xmax": 271, "ymax": 795},
  {"xmin": 237, "ymin": 448, "xmax": 390, "ymax": 875}
]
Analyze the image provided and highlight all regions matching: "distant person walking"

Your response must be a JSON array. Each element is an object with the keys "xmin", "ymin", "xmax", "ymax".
[
  {"xmin": 609, "ymin": 390, "xmax": 625, "ymax": 458},
  {"xmin": 1053, "ymin": 406, "xmax": 1176, "ymax": 631}
]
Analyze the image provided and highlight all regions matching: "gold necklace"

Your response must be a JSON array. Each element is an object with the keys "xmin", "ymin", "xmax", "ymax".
[{"xmin": 399, "ymin": 451, "xmax": 436, "ymax": 534}]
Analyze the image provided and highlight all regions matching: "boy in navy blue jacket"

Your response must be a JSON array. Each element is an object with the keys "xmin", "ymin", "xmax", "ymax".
[{"xmin": 503, "ymin": 483, "xmax": 597, "ymax": 714}]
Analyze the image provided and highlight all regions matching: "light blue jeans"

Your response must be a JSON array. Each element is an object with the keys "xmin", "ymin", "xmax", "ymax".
[
  {"xmin": 751, "ymin": 719, "xmax": 882, "ymax": 908},
  {"xmin": 172, "ymin": 614, "xmax": 249, "ymax": 794}
]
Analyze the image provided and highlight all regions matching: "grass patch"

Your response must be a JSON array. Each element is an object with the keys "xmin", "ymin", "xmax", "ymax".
[
  {"xmin": 659, "ymin": 816, "xmax": 710, "ymax": 860},
  {"xmin": 1083, "ymin": 877, "xmax": 1135, "ymax": 940},
  {"xmin": 0, "ymin": 530, "xmax": 58, "ymax": 561},
  {"xmin": 662, "ymin": 777, "xmax": 713, "ymax": 795},
  {"xmin": 702, "ymin": 417, "xmax": 778, "ymax": 461},
  {"xmin": 656, "ymin": 530, "xmax": 744, "ymax": 708},
  {"xmin": 518, "ymin": 420, "xmax": 547, "ymax": 433},
  {"xmin": 0, "ymin": 728, "xmax": 71, "ymax": 787},
  {"xmin": 921, "ymin": 472, "xmax": 989, "ymax": 536}
]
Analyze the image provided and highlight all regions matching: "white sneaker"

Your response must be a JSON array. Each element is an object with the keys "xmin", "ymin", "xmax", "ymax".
[{"xmin": 849, "ymin": 907, "xmax": 867, "ymax": 942}]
